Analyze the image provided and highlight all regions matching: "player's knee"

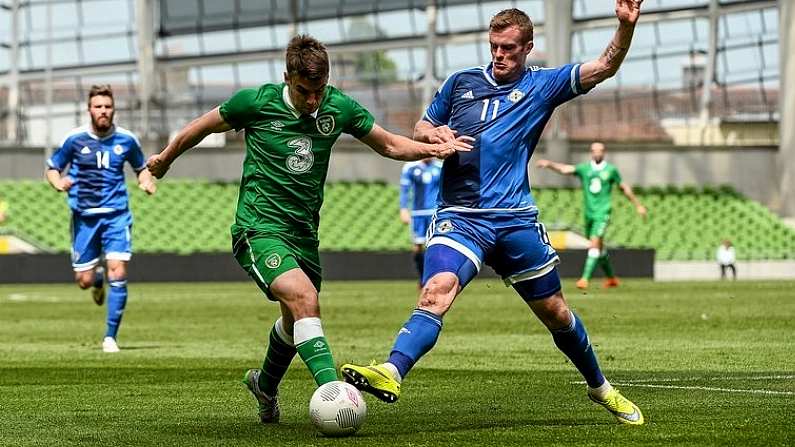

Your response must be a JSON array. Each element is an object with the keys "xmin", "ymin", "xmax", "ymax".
[
  {"xmin": 75, "ymin": 272, "xmax": 93, "ymax": 289},
  {"xmin": 280, "ymin": 289, "xmax": 320, "ymax": 318},
  {"xmin": 532, "ymin": 290, "xmax": 571, "ymax": 330},
  {"xmin": 587, "ymin": 247, "xmax": 601, "ymax": 258},
  {"xmin": 418, "ymin": 275, "xmax": 457, "ymax": 315},
  {"xmin": 107, "ymin": 263, "xmax": 127, "ymax": 281}
]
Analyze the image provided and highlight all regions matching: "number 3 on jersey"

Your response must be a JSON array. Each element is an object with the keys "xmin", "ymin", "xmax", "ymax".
[
  {"xmin": 480, "ymin": 99, "xmax": 500, "ymax": 121},
  {"xmin": 96, "ymin": 151, "xmax": 110, "ymax": 169}
]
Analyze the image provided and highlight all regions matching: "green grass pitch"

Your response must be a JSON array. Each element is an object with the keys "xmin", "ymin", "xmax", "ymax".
[{"xmin": 1, "ymin": 279, "xmax": 793, "ymax": 446}]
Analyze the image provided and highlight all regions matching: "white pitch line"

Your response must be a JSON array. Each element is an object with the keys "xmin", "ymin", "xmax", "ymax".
[
  {"xmin": 614, "ymin": 375, "xmax": 795, "ymax": 383},
  {"xmin": 573, "ymin": 375, "xmax": 795, "ymax": 384},
  {"xmin": 570, "ymin": 375, "xmax": 795, "ymax": 395},
  {"xmin": 609, "ymin": 382, "xmax": 795, "ymax": 396}
]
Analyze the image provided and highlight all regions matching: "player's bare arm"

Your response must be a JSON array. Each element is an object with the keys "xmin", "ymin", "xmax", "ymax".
[
  {"xmin": 45, "ymin": 169, "xmax": 73, "ymax": 192},
  {"xmin": 536, "ymin": 159, "xmax": 576, "ymax": 175},
  {"xmin": 359, "ymin": 123, "xmax": 473, "ymax": 161},
  {"xmin": 146, "ymin": 107, "xmax": 232, "ymax": 178},
  {"xmin": 413, "ymin": 120, "xmax": 459, "ymax": 144},
  {"xmin": 137, "ymin": 168, "xmax": 157, "ymax": 195},
  {"xmin": 579, "ymin": 0, "xmax": 643, "ymax": 91},
  {"xmin": 620, "ymin": 182, "xmax": 648, "ymax": 217}
]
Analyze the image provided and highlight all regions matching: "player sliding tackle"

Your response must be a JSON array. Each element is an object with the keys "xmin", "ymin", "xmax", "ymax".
[
  {"xmin": 146, "ymin": 35, "xmax": 471, "ymax": 424},
  {"xmin": 342, "ymin": 1, "xmax": 646, "ymax": 425}
]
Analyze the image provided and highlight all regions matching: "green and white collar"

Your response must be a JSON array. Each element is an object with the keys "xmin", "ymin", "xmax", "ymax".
[{"xmin": 282, "ymin": 85, "xmax": 319, "ymax": 119}]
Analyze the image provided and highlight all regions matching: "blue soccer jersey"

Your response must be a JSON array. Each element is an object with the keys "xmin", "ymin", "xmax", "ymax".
[
  {"xmin": 399, "ymin": 160, "xmax": 442, "ymax": 217},
  {"xmin": 47, "ymin": 125, "xmax": 146, "ymax": 216},
  {"xmin": 423, "ymin": 63, "xmax": 588, "ymax": 212}
]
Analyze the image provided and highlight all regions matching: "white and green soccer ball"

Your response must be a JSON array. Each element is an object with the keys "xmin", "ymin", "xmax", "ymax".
[{"xmin": 309, "ymin": 381, "xmax": 367, "ymax": 437}]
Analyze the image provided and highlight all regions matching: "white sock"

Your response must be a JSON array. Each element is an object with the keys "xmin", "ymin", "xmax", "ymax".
[
  {"xmin": 383, "ymin": 362, "xmax": 402, "ymax": 383},
  {"xmin": 293, "ymin": 317, "xmax": 324, "ymax": 346},
  {"xmin": 274, "ymin": 317, "xmax": 295, "ymax": 346},
  {"xmin": 589, "ymin": 380, "xmax": 613, "ymax": 400}
]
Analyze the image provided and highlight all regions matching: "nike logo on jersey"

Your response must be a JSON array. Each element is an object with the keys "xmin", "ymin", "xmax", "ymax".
[{"xmin": 460, "ymin": 90, "xmax": 474, "ymax": 100}]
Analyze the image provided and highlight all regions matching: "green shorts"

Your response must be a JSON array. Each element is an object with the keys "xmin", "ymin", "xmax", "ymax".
[
  {"xmin": 584, "ymin": 215, "xmax": 610, "ymax": 239},
  {"xmin": 232, "ymin": 230, "xmax": 322, "ymax": 301}
]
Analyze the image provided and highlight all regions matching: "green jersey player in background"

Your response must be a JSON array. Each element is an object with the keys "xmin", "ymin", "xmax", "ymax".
[
  {"xmin": 146, "ymin": 34, "xmax": 472, "ymax": 424},
  {"xmin": 537, "ymin": 142, "xmax": 646, "ymax": 290}
]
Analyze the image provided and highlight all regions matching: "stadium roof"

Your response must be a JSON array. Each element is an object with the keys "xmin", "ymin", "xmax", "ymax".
[{"xmin": 159, "ymin": 0, "xmax": 490, "ymax": 37}]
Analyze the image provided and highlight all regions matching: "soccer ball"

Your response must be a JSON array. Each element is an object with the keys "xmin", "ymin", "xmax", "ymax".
[{"xmin": 309, "ymin": 381, "xmax": 367, "ymax": 437}]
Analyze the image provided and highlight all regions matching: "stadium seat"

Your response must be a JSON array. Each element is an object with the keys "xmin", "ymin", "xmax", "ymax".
[{"xmin": 1, "ymin": 180, "xmax": 793, "ymax": 260}]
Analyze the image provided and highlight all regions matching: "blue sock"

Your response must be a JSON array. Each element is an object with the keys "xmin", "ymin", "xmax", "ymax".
[
  {"xmin": 388, "ymin": 309, "xmax": 443, "ymax": 379},
  {"xmin": 551, "ymin": 311, "xmax": 605, "ymax": 388},
  {"xmin": 105, "ymin": 279, "xmax": 128, "ymax": 338}
]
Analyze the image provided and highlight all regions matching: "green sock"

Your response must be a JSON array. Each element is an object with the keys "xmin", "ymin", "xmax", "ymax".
[
  {"xmin": 258, "ymin": 321, "xmax": 297, "ymax": 397},
  {"xmin": 296, "ymin": 336, "xmax": 338, "ymax": 386},
  {"xmin": 599, "ymin": 253, "xmax": 615, "ymax": 277},
  {"xmin": 582, "ymin": 255, "xmax": 599, "ymax": 280}
]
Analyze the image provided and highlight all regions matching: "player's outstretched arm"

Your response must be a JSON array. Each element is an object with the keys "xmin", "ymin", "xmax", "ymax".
[
  {"xmin": 536, "ymin": 159, "xmax": 576, "ymax": 175},
  {"xmin": 359, "ymin": 123, "xmax": 473, "ymax": 161},
  {"xmin": 579, "ymin": 0, "xmax": 642, "ymax": 91},
  {"xmin": 620, "ymin": 182, "xmax": 647, "ymax": 218},
  {"xmin": 146, "ymin": 107, "xmax": 232, "ymax": 179}
]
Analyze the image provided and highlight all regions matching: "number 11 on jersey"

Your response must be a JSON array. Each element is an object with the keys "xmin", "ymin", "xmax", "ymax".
[{"xmin": 480, "ymin": 99, "xmax": 500, "ymax": 121}]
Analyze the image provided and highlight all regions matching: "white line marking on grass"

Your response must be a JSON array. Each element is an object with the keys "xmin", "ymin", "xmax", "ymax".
[
  {"xmin": 607, "ymin": 375, "xmax": 795, "ymax": 383},
  {"xmin": 609, "ymin": 383, "xmax": 795, "ymax": 396},
  {"xmin": 571, "ymin": 375, "xmax": 795, "ymax": 396},
  {"xmin": 3, "ymin": 293, "xmax": 63, "ymax": 303}
]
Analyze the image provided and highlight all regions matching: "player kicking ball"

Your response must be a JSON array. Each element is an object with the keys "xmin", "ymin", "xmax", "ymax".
[
  {"xmin": 342, "ymin": 2, "xmax": 645, "ymax": 426},
  {"xmin": 146, "ymin": 35, "xmax": 472, "ymax": 423},
  {"xmin": 537, "ymin": 142, "xmax": 647, "ymax": 289}
]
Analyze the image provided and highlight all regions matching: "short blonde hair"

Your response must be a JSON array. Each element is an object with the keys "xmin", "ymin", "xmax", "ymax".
[{"xmin": 489, "ymin": 8, "xmax": 534, "ymax": 43}]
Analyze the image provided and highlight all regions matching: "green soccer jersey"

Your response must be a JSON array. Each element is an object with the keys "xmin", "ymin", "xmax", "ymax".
[
  {"xmin": 220, "ymin": 83, "xmax": 375, "ymax": 240},
  {"xmin": 573, "ymin": 161, "xmax": 622, "ymax": 218}
]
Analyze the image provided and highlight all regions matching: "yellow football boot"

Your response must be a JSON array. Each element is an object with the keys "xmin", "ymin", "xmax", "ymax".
[
  {"xmin": 341, "ymin": 362, "xmax": 400, "ymax": 403},
  {"xmin": 588, "ymin": 388, "xmax": 644, "ymax": 425}
]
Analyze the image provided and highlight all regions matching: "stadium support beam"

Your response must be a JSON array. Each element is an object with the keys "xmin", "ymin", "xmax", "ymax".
[
  {"xmin": 6, "ymin": 0, "xmax": 20, "ymax": 142},
  {"xmin": 422, "ymin": 1, "xmax": 438, "ymax": 113},
  {"xmin": 777, "ymin": 0, "xmax": 795, "ymax": 217},
  {"xmin": 44, "ymin": 0, "xmax": 53, "ymax": 157},
  {"xmin": 135, "ymin": 0, "xmax": 156, "ymax": 147},
  {"xmin": 699, "ymin": 0, "xmax": 719, "ymax": 123},
  {"xmin": 542, "ymin": 0, "xmax": 573, "ymax": 187}
]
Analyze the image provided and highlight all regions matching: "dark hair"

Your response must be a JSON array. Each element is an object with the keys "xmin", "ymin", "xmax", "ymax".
[
  {"xmin": 489, "ymin": 8, "xmax": 534, "ymax": 43},
  {"xmin": 87, "ymin": 84, "xmax": 114, "ymax": 107},
  {"xmin": 285, "ymin": 34, "xmax": 329, "ymax": 80}
]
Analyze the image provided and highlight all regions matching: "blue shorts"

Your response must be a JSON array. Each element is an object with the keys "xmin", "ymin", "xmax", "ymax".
[
  {"xmin": 425, "ymin": 210, "xmax": 559, "ymax": 288},
  {"xmin": 71, "ymin": 210, "xmax": 133, "ymax": 271},
  {"xmin": 410, "ymin": 215, "xmax": 433, "ymax": 244}
]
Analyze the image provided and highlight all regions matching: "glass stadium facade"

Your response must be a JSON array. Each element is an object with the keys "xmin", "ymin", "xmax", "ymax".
[{"xmin": 0, "ymin": 0, "xmax": 780, "ymax": 149}]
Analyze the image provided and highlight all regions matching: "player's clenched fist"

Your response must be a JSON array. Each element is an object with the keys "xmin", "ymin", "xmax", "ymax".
[{"xmin": 146, "ymin": 153, "xmax": 170, "ymax": 179}]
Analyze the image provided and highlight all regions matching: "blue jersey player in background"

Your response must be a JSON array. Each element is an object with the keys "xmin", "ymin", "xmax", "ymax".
[
  {"xmin": 46, "ymin": 84, "xmax": 156, "ymax": 353},
  {"xmin": 343, "ymin": 2, "xmax": 646, "ymax": 425},
  {"xmin": 399, "ymin": 158, "xmax": 442, "ymax": 283}
]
